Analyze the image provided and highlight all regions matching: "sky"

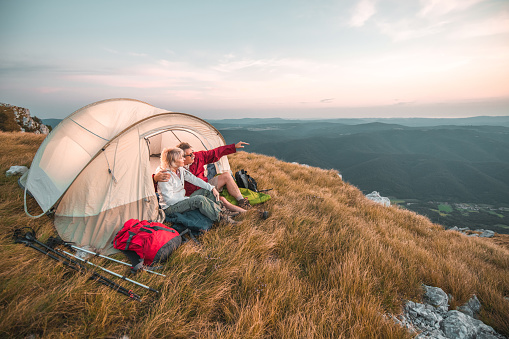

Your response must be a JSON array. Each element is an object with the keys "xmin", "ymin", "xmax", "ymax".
[{"xmin": 1, "ymin": 0, "xmax": 508, "ymax": 120}]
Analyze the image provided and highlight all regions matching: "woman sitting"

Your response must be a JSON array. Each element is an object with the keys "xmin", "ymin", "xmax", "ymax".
[{"xmin": 156, "ymin": 147, "xmax": 235, "ymax": 224}]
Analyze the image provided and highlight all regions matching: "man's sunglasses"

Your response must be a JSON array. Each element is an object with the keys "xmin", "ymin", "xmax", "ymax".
[{"xmin": 184, "ymin": 152, "xmax": 194, "ymax": 158}]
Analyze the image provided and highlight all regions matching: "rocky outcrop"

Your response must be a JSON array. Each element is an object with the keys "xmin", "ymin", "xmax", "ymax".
[
  {"xmin": 0, "ymin": 103, "xmax": 49, "ymax": 134},
  {"xmin": 366, "ymin": 191, "xmax": 391, "ymax": 207},
  {"xmin": 388, "ymin": 285, "xmax": 506, "ymax": 338},
  {"xmin": 448, "ymin": 227, "xmax": 496, "ymax": 238}
]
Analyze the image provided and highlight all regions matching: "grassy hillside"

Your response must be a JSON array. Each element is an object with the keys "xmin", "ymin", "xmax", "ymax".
[{"xmin": 1, "ymin": 131, "xmax": 509, "ymax": 338}]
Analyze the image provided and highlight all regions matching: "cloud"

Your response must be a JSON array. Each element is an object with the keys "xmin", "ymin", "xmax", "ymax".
[
  {"xmin": 128, "ymin": 52, "xmax": 149, "ymax": 57},
  {"xmin": 375, "ymin": 0, "xmax": 500, "ymax": 42},
  {"xmin": 35, "ymin": 87, "xmax": 67, "ymax": 94},
  {"xmin": 419, "ymin": 0, "xmax": 486, "ymax": 17},
  {"xmin": 377, "ymin": 18, "xmax": 451, "ymax": 41},
  {"xmin": 320, "ymin": 98, "xmax": 334, "ymax": 103},
  {"xmin": 451, "ymin": 12, "xmax": 509, "ymax": 38},
  {"xmin": 348, "ymin": 0, "xmax": 377, "ymax": 27}
]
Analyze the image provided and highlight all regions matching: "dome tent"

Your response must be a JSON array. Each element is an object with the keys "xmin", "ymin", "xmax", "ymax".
[{"xmin": 23, "ymin": 99, "xmax": 230, "ymax": 254}]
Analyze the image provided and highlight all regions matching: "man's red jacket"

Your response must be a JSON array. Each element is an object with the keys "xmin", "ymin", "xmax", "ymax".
[{"xmin": 184, "ymin": 144, "xmax": 236, "ymax": 196}]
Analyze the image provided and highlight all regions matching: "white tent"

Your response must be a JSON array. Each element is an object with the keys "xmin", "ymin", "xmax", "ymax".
[{"xmin": 23, "ymin": 99, "xmax": 230, "ymax": 254}]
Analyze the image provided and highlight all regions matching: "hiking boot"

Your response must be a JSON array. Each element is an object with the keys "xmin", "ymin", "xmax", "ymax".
[
  {"xmin": 227, "ymin": 210, "xmax": 241, "ymax": 218},
  {"xmin": 219, "ymin": 210, "xmax": 238, "ymax": 225},
  {"xmin": 238, "ymin": 198, "xmax": 252, "ymax": 210}
]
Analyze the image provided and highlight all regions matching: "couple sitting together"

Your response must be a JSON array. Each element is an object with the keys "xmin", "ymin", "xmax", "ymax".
[{"xmin": 154, "ymin": 141, "xmax": 251, "ymax": 224}]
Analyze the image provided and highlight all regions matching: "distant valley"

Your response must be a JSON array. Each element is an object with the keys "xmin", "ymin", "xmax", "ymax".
[{"xmin": 214, "ymin": 117, "xmax": 509, "ymax": 234}]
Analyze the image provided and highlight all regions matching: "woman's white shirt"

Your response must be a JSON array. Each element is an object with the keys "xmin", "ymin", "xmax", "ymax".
[{"xmin": 156, "ymin": 166, "xmax": 214, "ymax": 209}]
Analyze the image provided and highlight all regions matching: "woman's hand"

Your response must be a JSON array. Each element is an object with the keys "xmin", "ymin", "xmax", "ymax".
[
  {"xmin": 235, "ymin": 141, "xmax": 249, "ymax": 149},
  {"xmin": 212, "ymin": 187, "xmax": 220, "ymax": 202}
]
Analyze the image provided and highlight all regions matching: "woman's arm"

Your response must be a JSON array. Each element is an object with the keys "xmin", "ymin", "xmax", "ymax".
[
  {"xmin": 182, "ymin": 169, "xmax": 220, "ymax": 201},
  {"xmin": 182, "ymin": 168, "xmax": 214, "ymax": 191}
]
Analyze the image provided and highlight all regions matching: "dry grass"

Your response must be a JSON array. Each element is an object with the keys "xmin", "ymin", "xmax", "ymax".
[{"xmin": 1, "ymin": 131, "xmax": 508, "ymax": 338}]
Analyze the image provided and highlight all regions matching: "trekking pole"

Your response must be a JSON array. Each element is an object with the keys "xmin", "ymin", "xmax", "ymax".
[
  {"xmin": 58, "ymin": 249, "xmax": 159, "ymax": 294},
  {"xmin": 13, "ymin": 229, "xmax": 142, "ymax": 301},
  {"xmin": 20, "ymin": 229, "xmax": 143, "ymax": 301},
  {"xmin": 67, "ymin": 244, "xmax": 166, "ymax": 277}
]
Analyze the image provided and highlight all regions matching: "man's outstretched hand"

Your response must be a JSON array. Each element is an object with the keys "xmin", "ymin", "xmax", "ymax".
[{"xmin": 235, "ymin": 141, "xmax": 250, "ymax": 149}]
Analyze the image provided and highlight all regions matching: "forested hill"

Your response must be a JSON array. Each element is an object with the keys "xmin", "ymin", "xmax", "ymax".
[{"xmin": 219, "ymin": 122, "xmax": 509, "ymax": 205}]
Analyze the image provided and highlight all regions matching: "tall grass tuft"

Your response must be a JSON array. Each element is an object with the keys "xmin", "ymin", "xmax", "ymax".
[{"xmin": 1, "ymin": 131, "xmax": 508, "ymax": 338}]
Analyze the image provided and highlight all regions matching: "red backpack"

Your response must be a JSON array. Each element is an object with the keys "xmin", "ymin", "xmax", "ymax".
[{"xmin": 113, "ymin": 219, "xmax": 183, "ymax": 267}]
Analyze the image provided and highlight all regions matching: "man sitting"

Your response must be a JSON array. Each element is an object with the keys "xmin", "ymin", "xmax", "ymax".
[{"xmin": 154, "ymin": 141, "xmax": 252, "ymax": 212}]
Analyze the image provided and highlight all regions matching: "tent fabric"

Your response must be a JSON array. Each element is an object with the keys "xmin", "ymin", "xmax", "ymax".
[
  {"xmin": 24, "ymin": 98, "xmax": 229, "ymax": 254},
  {"xmin": 26, "ymin": 99, "xmax": 167, "ymax": 212}
]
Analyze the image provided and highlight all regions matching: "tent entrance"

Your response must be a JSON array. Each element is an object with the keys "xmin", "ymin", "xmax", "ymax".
[{"xmin": 144, "ymin": 127, "xmax": 220, "ymax": 175}]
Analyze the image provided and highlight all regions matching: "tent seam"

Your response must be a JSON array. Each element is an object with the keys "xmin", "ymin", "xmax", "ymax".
[{"xmin": 69, "ymin": 118, "xmax": 110, "ymax": 141}]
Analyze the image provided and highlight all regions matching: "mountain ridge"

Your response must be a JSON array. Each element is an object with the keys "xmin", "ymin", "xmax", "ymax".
[{"xmin": 220, "ymin": 124, "xmax": 509, "ymax": 204}]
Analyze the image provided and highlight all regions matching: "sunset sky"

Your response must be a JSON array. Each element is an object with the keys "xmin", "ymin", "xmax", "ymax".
[{"xmin": 1, "ymin": 0, "xmax": 508, "ymax": 119}]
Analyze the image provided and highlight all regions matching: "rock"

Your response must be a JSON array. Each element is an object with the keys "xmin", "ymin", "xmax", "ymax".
[
  {"xmin": 389, "ymin": 287, "xmax": 505, "ymax": 339},
  {"xmin": 440, "ymin": 310, "xmax": 503, "ymax": 339},
  {"xmin": 423, "ymin": 285, "xmax": 449, "ymax": 313},
  {"xmin": 457, "ymin": 305, "xmax": 474, "ymax": 318},
  {"xmin": 416, "ymin": 330, "xmax": 448, "ymax": 339},
  {"xmin": 440, "ymin": 310, "xmax": 477, "ymax": 339},
  {"xmin": 479, "ymin": 230, "xmax": 495, "ymax": 238},
  {"xmin": 0, "ymin": 102, "xmax": 49, "ymax": 134},
  {"xmin": 365, "ymin": 191, "xmax": 391, "ymax": 207},
  {"xmin": 405, "ymin": 301, "xmax": 444, "ymax": 329},
  {"xmin": 457, "ymin": 295, "xmax": 481, "ymax": 318},
  {"xmin": 5, "ymin": 165, "xmax": 28, "ymax": 177}
]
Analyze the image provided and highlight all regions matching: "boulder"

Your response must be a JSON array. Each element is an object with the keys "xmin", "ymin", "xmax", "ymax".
[
  {"xmin": 423, "ymin": 285, "xmax": 449, "ymax": 314},
  {"xmin": 5, "ymin": 165, "xmax": 28, "ymax": 177},
  {"xmin": 457, "ymin": 295, "xmax": 481, "ymax": 318},
  {"xmin": 365, "ymin": 191, "xmax": 391, "ymax": 207},
  {"xmin": 479, "ymin": 230, "xmax": 495, "ymax": 238},
  {"xmin": 440, "ymin": 310, "xmax": 478, "ymax": 338},
  {"xmin": 391, "ymin": 286, "xmax": 505, "ymax": 339}
]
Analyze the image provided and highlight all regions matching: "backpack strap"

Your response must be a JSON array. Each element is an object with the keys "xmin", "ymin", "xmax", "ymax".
[
  {"xmin": 143, "ymin": 225, "xmax": 177, "ymax": 233},
  {"xmin": 113, "ymin": 221, "xmax": 141, "ymax": 248},
  {"xmin": 124, "ymin": 231, "xmax": 138, "ymax": 251}
]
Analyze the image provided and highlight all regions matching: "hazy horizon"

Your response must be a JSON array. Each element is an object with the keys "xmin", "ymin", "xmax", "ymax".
[{"xmin": 1, "ymin": 1, "xmax": 508, "ymax": 120}]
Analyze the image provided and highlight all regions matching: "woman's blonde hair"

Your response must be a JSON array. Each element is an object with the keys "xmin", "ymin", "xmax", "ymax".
[{"xmin": 161, "ymin": 147, "xmax": 184, "ymax": 169}]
